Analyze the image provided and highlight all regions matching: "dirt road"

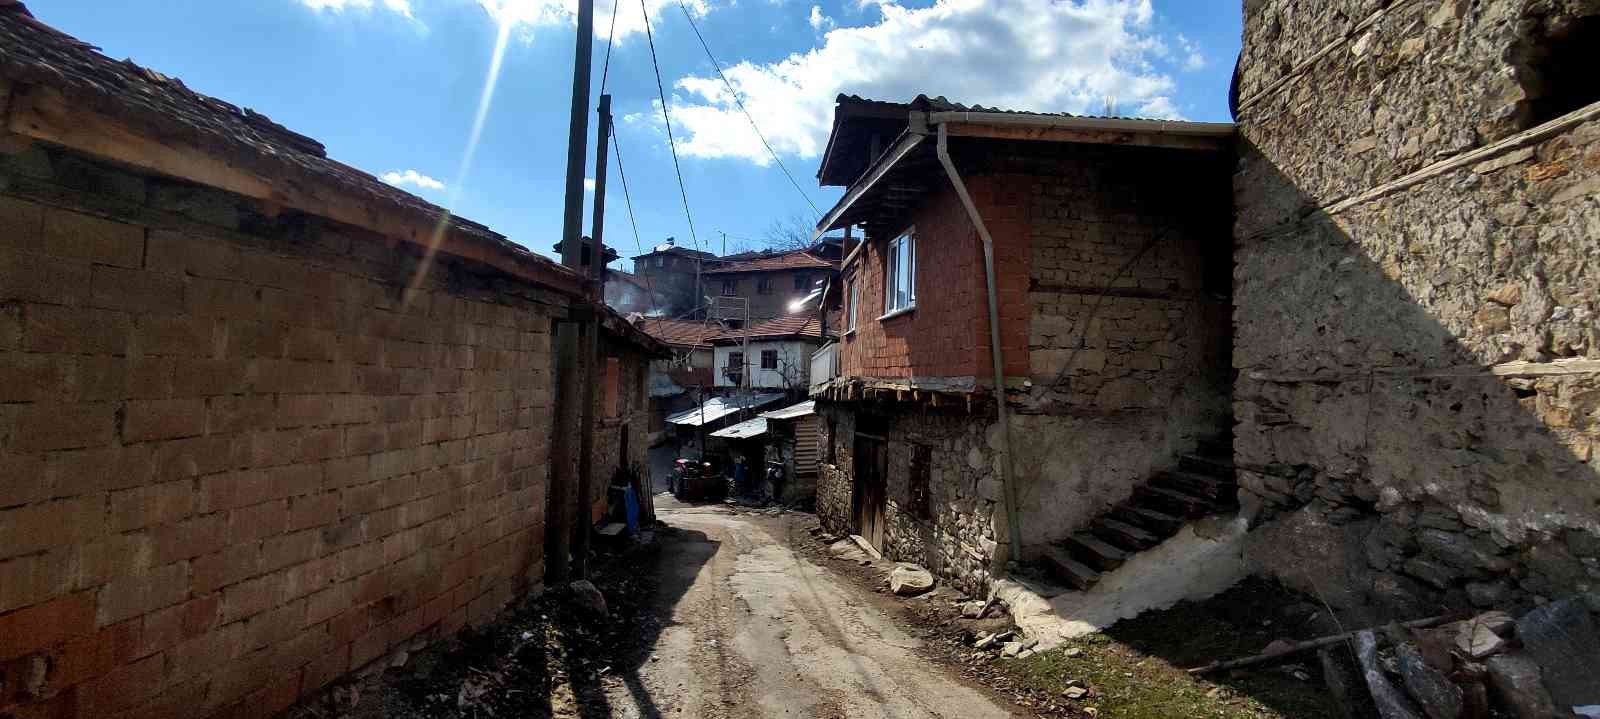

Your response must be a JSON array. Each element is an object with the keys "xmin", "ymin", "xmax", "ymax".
[{"xmin": 606, "ymin": 502, "xmax": 1019, "ymax": 718}]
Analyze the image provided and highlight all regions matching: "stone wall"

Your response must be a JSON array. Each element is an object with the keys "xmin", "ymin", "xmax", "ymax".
[
  {"xmin": 1007, "ymin": 143, "xmax": 1234, "ymax": 544},
  {"xmin": 815, "ymin": 403, "xmax": 1003, "ymax": 596},
  {"xmin": 0, "ymin": 145, "xmax": 564, "ymax": 717},
  {"xmin": 1235, "ymin": 0, "xmax": 1600, "ymax": 618}
]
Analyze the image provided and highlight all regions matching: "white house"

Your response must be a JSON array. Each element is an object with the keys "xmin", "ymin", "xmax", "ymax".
[{"xmin": 710, "ymin": 314, "xmax": 829, "ymax": 391}]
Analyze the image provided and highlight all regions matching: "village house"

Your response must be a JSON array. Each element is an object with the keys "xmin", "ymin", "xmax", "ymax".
[
  {"xmin": 810, "ymin": 94, "xmax": 1237, "ymax": 595},
  {"xmin": 710, "ymin": 313, "xmax": 828, "ymax": 392},
  {"xmin": 0, "ymin": 6, "xmax": 665, "ymax": 718},
  {"xmin": 628, "ymin": 240, "xmax": 715, "ymax": 318},
  {"xmin": 704, "ymin": 249, "xmax": 837, "ymax": 321},
  {"xmin": 631, "ymin": 316, "xmax": 723, "ymax": 444}
]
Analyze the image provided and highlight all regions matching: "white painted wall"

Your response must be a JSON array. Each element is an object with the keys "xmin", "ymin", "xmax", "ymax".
[{"xmin": 714, "ymin": 340, "xmax": 818, "ymax": 389}]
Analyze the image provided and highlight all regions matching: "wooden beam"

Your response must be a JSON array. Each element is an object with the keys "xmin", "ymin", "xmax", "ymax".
[
  {"xmin": 5, "ymin": 83, "xmax": 585, "ymax": 298},
  {"xmin": 942, "ymin": 121, "xmax": 1229, "ymax": 152}
]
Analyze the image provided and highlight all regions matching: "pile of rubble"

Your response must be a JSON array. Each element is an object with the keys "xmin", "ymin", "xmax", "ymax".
[{"xmin": 1352, "ymin": 599, "xmax": 1599, "ymax": 718}]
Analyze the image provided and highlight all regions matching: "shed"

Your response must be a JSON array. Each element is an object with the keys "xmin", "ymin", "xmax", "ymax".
[{"xmin": 758, "ymin": 400, "xmax": 823, "ymax": 506}]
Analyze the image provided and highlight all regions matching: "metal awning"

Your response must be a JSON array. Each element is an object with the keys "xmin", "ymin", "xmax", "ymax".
[
  {"xmin": 709, "ymin": 417, "xmax": 768, "ymax": 440},
  {"xmin": 664, "ymin": 392, "xmax": 786, "ymax": 427},
  {"xmin": 760, "ymin": 400, "xmax": 817, "ymax": 421}
]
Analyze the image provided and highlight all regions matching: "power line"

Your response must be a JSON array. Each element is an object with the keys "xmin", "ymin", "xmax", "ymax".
[
  {"xmin": 609, "ymin": 127, "xmax": 668, "ymax": 336},
  {"xmin": 674, "ymin": 0, "xmax": 822, "ymax": 219},
  {"xmin": 600, "ymin": 0, "xmax": 621, "ymax": 93},
  {"xmin": 638, "ymin": 0, "xmax": 702, "ymax": 256}
]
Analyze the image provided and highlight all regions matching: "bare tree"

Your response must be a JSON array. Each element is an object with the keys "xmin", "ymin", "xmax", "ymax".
[{"xmin": 763, "ymin": 212, "xmax": 818, "ymax": 252}]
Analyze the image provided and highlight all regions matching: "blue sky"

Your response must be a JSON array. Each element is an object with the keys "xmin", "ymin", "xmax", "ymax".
[{"xmin": 34, "ymin": 0, "xmax": 1240, "ymax": 270}]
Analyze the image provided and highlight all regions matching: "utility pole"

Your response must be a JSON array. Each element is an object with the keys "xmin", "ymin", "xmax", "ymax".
[
  {"xmin": 573, "ymin": 94, "xmax": 611, "ymax": 579},
  {"xmin": 549, "ymin": 0, "xmax": 595, "ymax": 585}
]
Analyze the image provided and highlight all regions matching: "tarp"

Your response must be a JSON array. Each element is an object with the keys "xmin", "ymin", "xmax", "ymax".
[{"xmin": 664, "ymin": 392, "xmax": 785, "ymax": 427}]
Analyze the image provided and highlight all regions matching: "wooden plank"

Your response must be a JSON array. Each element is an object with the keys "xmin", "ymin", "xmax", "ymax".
[{"xmin": 943, "ymin": 121, "xmax": 1230, "ymax": 152}]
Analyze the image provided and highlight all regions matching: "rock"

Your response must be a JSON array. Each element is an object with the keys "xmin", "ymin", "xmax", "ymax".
[
  {"xmin": 1064, "ymin": 647, "xmax": 1083, "ymax": 657},
  {"xmin": 974, "ymin": 631, "xmax": 1012, "ymax": 650},
  {"xmin": 961, "ymin": 600, "xmax": 987, "ymax": 619},
  {"xmin": 1395, "ymin": 642, "xmax": 1463, "ymax": 719},
  {"xmin": 1471, "ymin": 611, "xmax": 1515, "ymax": 637},
  {"xmin": 1515, "ymin": 598, "xmax": 1600, "ymax": 708},
  {"xmin": 568, "ymin": 580, "xmax": 609, "ymax": 618},
  {"xmin": 889, "ymin": 564, "xmax": 935, "ymax": 596},
  {"xmin": 1485, "ymin": 654, "xmax": 1557, "ymax": 719},
  {"xmin": 1063, "ymin": 686, "xmax": 1089, "ymax": 700},
  {"xmin": 1411, "ymin": 627, "xmax": 1456, "ymax": 673},
  {"xmin": 1356, "ymin": 631, "xmax": 1424, "ymax": 719},
  {"xmin": 1464, "ymin": 579, "xmax": 1512, "ymax": 608},
  {"xmin": 330, "ymin": 684, "xmax": 361, "ymax": 712},
  {"xmin": 1017, "ymin": 649, "xmax": 1035, "ymax": 659},
  {"xmin": 1001, "ymin": 641, "xmax": 1024, "ymax": 657},
  {"xmin": 1455, "ymin": 622, "xmax": 1505, "ymax": 660}
]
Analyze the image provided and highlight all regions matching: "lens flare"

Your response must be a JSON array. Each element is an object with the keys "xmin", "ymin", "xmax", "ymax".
[{"xmin": 404, "ymin": 18, "xmax": 516, "ymax": 307}]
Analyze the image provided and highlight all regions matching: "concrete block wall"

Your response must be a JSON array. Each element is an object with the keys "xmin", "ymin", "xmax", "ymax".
[
  {"xmin": 1234, "ymin": 0, "xmax": 1600, "ymax": 617},
  {"xmin": 0, "ymin": 145, "xmax": 560, "ymax": 718}
]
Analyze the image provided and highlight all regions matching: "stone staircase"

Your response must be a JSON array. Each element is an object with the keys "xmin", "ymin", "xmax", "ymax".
[{"xmin": 1038, "ymin": 436, "xmax": 1237, "ymax": 590}]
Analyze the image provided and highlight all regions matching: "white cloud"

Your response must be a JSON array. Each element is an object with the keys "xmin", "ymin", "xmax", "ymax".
[
  {"xmin": 1175, "ymin": 33, "xmax": 1206, "ymax": 71},
  {"xmin": 656, "ymin": 0, "xmax": 1187, "ymax": 166},
  {"xmin": 298, "ymin": 0, "xmax": 415, "ymax": 19},
  {"xmin": 473, "ymin": 0, "xmax": 710, "ymax": 40},
  {"xmin": 808, "ymin": 5, "xmax": 835, "ymax": 31},
  {"xmin": 381, "ymin": 169, "xmax": 447, "ymax": 191},
  {"xmin": 584, "ymin": 178, "xmax": 597, "ymax": 192}
]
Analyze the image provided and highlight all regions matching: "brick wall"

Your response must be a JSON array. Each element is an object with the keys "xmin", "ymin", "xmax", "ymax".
[
  {"xmin": 837, "ymin": 182, "xmax": 994, "ymax": 383},
  {"xmin": 0, "ymin": 145, "xmax": 565, "ymax": 718}
]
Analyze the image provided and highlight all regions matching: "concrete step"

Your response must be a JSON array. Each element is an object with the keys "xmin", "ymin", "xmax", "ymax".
[
  {"xmin": 1133, "ymin": 485, "xmax": 1213, "ymax": 518},
  {"xmin": 1092, "ymin": 517, "xmax": 1160, "ymax": 551},
  {"xmin": 1151, "ymin": 470, "xmax": 1233, "ymax": 499},
  {"xmin": 1178, "ymin": 453, "xmax": 1234, "ymax": 477},
  {"xmin": 1039, "ymin": 545, "xmax": 1101, "ymax": 590},
  {"xmin": 1061, "ymin": 532, "xmax": 1129, "ymax": 571},
  {"xmin": 1109, "ymin": 503, "xmax": 1186, "ymax": 535}
]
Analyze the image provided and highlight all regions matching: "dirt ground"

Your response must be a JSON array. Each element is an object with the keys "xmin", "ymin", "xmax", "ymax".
[{"xmin": 293, "ymin": 500, "xmax": 1360, "ymax": 719}]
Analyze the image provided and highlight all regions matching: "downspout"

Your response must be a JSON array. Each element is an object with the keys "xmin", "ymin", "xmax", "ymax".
[{"xmin": 934, "ymin": 123, "xmax": 1025, "ymax": 569}]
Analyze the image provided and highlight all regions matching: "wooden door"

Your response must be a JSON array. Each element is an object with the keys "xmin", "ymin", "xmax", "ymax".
[{"xmin": 852, "ymin": 433, "xmax": 887, "ymax": 551}]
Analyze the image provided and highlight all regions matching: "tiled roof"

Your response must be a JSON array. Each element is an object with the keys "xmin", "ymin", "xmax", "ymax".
[
  {"xmin": 839, "ymin": 93, "xmax": 1189, "ymax": 124},
  {"xmin": 0, "ymin": 2, "xmax": 572, "ymax": 287},
  {"xmin": 710, "ymin": 314, "xmax": 824, "ymax": 343},
  {"xmin": 635, "ymin": 317, "xmax": 724, "ymax": 348},
  {"xmin": 633, "ymin": 245, "xmax": 716, "ymax": 261},
  {"xmin": 703, "ymin": 250, "xmax": 835, "ymax": 275}
]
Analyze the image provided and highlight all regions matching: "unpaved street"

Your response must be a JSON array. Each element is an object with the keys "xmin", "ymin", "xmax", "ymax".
[{"xmin": 605, "ymin": 502, "xmax": 1019, "ymax": 718}]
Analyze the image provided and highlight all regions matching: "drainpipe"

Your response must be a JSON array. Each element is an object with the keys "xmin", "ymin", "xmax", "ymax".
[{"xmin": 934, "ymin": 123, "xmax": 1025, "ymax": 569}]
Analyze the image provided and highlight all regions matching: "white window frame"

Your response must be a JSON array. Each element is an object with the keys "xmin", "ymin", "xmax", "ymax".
[
  {"xmin": 880, "ymin": 228, "xmax": 915, "ymax": 320},
  {"xmin": 845, "ymin": 274, "xmax": 859, "ymax": 334}
]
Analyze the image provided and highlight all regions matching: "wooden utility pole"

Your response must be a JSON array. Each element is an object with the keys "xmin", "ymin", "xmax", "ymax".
[
  {"xmin": 573, "ymin": 94, "xmax": 611, "ymax": 579},
  {"xmin": 549, "ymin": 0, "xmax": 595, "ymax": 584}
]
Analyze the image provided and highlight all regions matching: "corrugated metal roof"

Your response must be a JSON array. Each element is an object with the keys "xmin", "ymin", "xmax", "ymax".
[
  {"xmin": 760, "ymin": 401, "xmax": 816, "ymax": 420},
  {"xmin": 664, "ymin": 393, "xmax": 786, "ymax": 427},
  {"xmin": 709, "ymin": 417, "xmax": 768, "ymax": 439}
]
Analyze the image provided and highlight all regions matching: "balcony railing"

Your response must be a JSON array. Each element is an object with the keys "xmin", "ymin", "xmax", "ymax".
[{"xmin": 809, "ymin": 341, "xmax": 838, "ymax": 393}]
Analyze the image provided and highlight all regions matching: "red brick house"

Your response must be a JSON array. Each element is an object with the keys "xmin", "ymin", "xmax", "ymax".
[{"xmin": 811, "ymin": 95, "xmax": 1237, "ymax": 595}]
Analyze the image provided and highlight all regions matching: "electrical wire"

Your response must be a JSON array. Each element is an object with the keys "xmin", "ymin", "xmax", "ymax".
[
  {"xmin": 638, "ymin": 0, "xmax": 702, "ymax": 256},
  {"xmin": 600, "ymin": 0, "xmax": 621, "ymax": 93},
  {"xmin": 675, "ymin": 0, "xmax": 822, "ymax": 219}
]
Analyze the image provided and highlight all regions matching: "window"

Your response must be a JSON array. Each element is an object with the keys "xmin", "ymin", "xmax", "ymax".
[
  {"xmin": 757, "ymin": 277, "xmax": 774, "ymax": 295},
  {"xmin": 760, "ymin": 350, "xmax": 778, "ymax": 370},
  {"xmin": 721, "ymin": 279, "xmax": 737, "ymax": 296},
  {"xmin": 884, "ymin": 230, "xmax": 915, "ymax": 315},
  {"xmin": 846, "ymin": 276, "xmax": 858, "ymax": 333},
  {"xmin": 793, "ymin": 273, "xmax": 809, "ymax": 291},
  {"xmin": 726, "ymin": 351, "xmax": 744, "ymax": 372},
  {"xmin": 655, "ymin": 256, "xmax": 665, "ymax": 268}
]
